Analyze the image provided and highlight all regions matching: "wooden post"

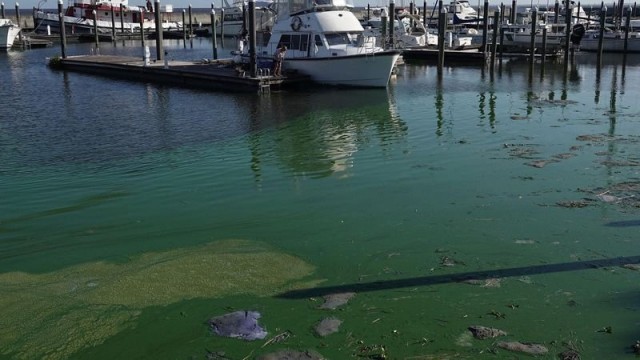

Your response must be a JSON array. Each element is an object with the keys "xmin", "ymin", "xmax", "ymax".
[
  {"xmin": 120, "ymin": 3, "xmax": 124, "ymax": 33},
  {"xmin": 182, "ymin": 9, "xmax": 186, "ymax": 47},
  {"xmin": 367, "ymin": 3, "xmax": 370, "ymax": 20},
  {"xmin": 624, "ymin": 5, "xmax": 631, "ymax": 53},
  {"xmin": 490, "ymin": 10, "xmax": 499, "ymax": 79},
  {"xmin": 499, "ymin": 26, "xmax": 504, "ymax": 59},
  {"xmin": 597, "ymin": 4, "xmax": 606, "ymax": 68},
  {"xmin": 541, "ymin": 26, "xmax": 547, "ymax": 78},
  {"xmin": 563, "ymin": 0, "xmax": 571, "ymax": 75},
  {"xmin": 15, "ymin": 2, "xmax": 21, "ymax": 41},
  {"xmin": 188, "ymin": 4, "xmax": 193, "ymax": 37},
  {"xmin": 482, "ymin": 0, "xmax": 489, "ymax": 52},
  {"xmin": 139, "ymin": 9, "xmax": 146, "ymax": 58},
  {"xmin": 94, "ymin": 10, "xmax": 100, "ymax": 47},
  {"xmin": 510, "ymin": 0, "xmax": 516, "ymax": 24},
  {"xmin": 1, "ymin": 3, "xmax": 5, "ymax": 19},
  {"xmin": 500, "ymin": 2, "xmax": 505, "ymax": 24},
  {"xmin": 248, "ymin": 0, "xmax": 257, "ymax": 78},
  {"xmin": 57, "ymin": 0, "xmax": 66, "ymax": 58},
  {"xmin": 381, "ymin": 11, "xmax": 387, "ymax": 48},
  {"xmin": 389, "ymin": 0, "xmax": 395, "ymax": 49},
  {"xmin": 211, "ymin": 9, "xmax": 218, "ymax": 59},
  {"xmin": 438, "ymin": 7, "xmax": 445, "ymax": 78},
  {"xmin": 220, "ymin": 8, "xmax": 225, "ymax": 40},
  {"xmin": 554, "ymin": 0, "xmax": 559, "ymax": 23},
  {"xmin": 111, "ymin": 4, "xmax": 116, "ymax": 39},
  {"xmin": 423, "ymin": 0, "xmax": 427, "ymax": 27},
  {"xmin": 528, "ymin": 9, "xmax": 536, "ymax": 80},
  {"xmin": 154, "ymin": 0, "xmax": 163, "ymax": 60},
  {"xmin": 409, "ymin": 2, "xmax": 415, "ymax": 28}
]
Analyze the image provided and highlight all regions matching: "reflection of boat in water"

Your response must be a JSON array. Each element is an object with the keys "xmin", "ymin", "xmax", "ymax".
[
  {"xmin": 247, "ymin": 88, "xmax": 405, "ymax": 178},
  {"xmin": 0, "ymin": 19, "xmax": 21, "ymax": 49},
  {"xmin": 255, "ymin": 0, "xmax": 400, "ymax": 87}
]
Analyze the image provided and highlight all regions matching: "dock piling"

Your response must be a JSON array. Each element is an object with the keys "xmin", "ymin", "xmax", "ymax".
[
  {"xmin": 93, "ymin": 10, "xmax": 99, "ymax": 48},
  {"xmin": 211, "ymin": 9, "xmax": 218, "ymax": 59},
  {"xmin": 111, "ymin": 5, "xmax": 116, "ymax": 40},
  {"xmin": 541, "ymin": 27, "xmax": 547, "ymax": 78},
  {"xmin": 120, "ymin": 4, "xmax": 124, "ymax": 33},
  {"xmin": 481, "ymin": 0, "xmax": 489, "ymax": 52},
  {"xmin": 563, "ymin": 0, "xmax": 571, "ymax": 76},
  {"xmin": 597, "ymin": 3, "xmax": 605, "ymax": 68},
  {"xmin": 15, "ymin": 2, "xmax": 21, "ymax": 41},
  {"xmin": 389, "ymin": 0, "xmax": 395, "ymax": 49},
  {"xmin": 140, "ymin": 9, "xmax": 146, "ymax": 61},
  {"xmin": 510, "ymin": 0, "xmax": 516, "ymax": 24},
  {"xmin": 624, "ymin": 6, "xmax": 631, "ymax": 54},
  {"xmin": 437, "ymin": 7, "xmax": 445, "ymax": 78},
  {"xmin": 528, "ymin": 9, "xmax": 536, "ymax": 81},
  {"xmin": 58, "ymin": 0, "xmax": 66, "ymax": 58},
  {"xmin": 490, "ymin": 10, "xmax": 499, "ymax": 80},
  {"xmin": 182, "ymin": 9, "xmax": 186, "ymax": 47},
  {"xmin": 1, "ymin": 3, "xmax": 5, "ymax": 19},
  {"xmin": 248, "ymin": 0, "xmax": 257, "ymax": 78},
  {"xmin": 220, "ymin": 8, "xmax": 224, "ymax": 41},
  {"xmin": 154, "ymin": 0, "xmax": 163, "ymax": 60},
  {"xmin": 188, "ymin": 4, "xmax": 193, "ymax": 37}
]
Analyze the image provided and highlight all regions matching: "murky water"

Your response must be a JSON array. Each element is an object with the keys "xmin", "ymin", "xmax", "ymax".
[{"xmin": 2, "ymin": 40, "xmax": 640, "ymax": 359}]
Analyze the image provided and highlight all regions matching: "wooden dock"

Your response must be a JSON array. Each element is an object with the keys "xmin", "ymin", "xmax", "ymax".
[
  {"xmin": 52, "ymin": 55, "xmax": 309, "ymax": 93},
  {"xmin": 401, "ymin": 48, "xmax": 488, "ymax": 65}
]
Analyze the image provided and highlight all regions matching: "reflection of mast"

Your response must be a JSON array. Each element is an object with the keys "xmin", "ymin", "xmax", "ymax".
[{"xmin": 435, "ymin": 85, "xmax": 443, "ymax": 136}]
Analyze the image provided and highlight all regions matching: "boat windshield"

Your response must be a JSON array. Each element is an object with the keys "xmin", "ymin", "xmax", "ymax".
[
  {"xmin": 325, "ymin": 32, "xmax": 360, "ymax": 45},
  {"xmin": 286, "ymin": 0, "xmax": 353, "ymax": 14}
]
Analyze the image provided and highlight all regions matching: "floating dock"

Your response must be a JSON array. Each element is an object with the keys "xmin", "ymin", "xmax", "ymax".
[
  {"xmin": 402, "ymin": 48, "xmax": 488, "ymax": 65},
  {"xmin": 52, "ymin": 55, "xmax": 309, "ymax": 93}
]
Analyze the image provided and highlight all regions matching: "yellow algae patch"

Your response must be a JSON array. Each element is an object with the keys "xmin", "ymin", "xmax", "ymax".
[{"xmin": 0, "ymin": 239, "xmax": 318, "ymax": 359}]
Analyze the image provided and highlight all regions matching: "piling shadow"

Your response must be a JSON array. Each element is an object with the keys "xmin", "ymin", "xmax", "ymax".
[{"xmin": 276, "ymin": 255, "xmax": 640, "ymax": 299}]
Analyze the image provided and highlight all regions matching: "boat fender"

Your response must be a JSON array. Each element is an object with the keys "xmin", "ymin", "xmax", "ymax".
[{"xmin": 291, "ymin": 16, "xmax": 303, "ymax": 31}]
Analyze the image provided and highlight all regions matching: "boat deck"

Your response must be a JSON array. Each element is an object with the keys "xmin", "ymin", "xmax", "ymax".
[{"xmin": 55, "ymin": 55, "xmax": 310, "ymax": 93}]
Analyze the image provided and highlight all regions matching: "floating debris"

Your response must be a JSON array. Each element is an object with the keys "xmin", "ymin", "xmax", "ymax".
[
  {"xmin": 262, "ymin": 330, "xmax": 292, "ymax": 347},
  {"xmin": 553, "ymin": 153, "xmax": 577, "ymax": 160},
  {"xmin": 314, "ymin": 317, "xmax": 342, "ymax": 337},
  {"xmin": 209, "ymin": 310, "xmax": 267, "ymax": 341},
  {"xmin": 496, "ymin": 341, "xmax": 548, "ymax": 355},
  {"xmin": 514, "ymin": 239, "xmax": 536, "ymax": 245},
  {"xmin": 526, "ymin": 159, "xmax": 558, "ymax": 168},
  {"xmin": 631, "ymin": 340, "xmax": 640, "ymax": 354},
  {"xmin": 556, "ymin": 200, "xmax": 592, "ymax": 208},
  {"xmin": 461, "ymin": 278, "xmax": 501, "ymax": 288},
  {"xmin": 319, "ymin": 292, "xmax": 356, "ymax": 310},
  {"xmin": 596, "ymin": 326, "xmax": 613, "ymax": 334},
  {"xmin": 440, "ymin": 255, "xmax": 465, "ymax": 267},
  {"xmin": 468, "ymin": 325, "xmax": 507, "ymax": 340},
  {"xmin": 622, "ymin": 264, "xmax": 640, "ymax": 271},
  {"xmin": 257, "ymin": 349, "xmax": 325, "ymax": 360},
  {"xmin": 559, "ymin": 349, "xmax": 581, "ymax": 360}
]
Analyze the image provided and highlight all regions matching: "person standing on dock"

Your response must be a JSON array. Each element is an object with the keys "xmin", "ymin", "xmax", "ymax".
[{"xmin": 272, "ymin": 45, "xmax": 287, "ymax": 77}]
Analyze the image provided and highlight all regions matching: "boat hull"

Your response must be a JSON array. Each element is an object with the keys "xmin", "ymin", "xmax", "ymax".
[
  {"xmin": 0, "ymin": 21, "xmax": 21, "ymax": 49},
  {"xmin": 579, "ymin": 33, "xmax": 640, "ymax": 53},
  {"xmin": 33, "ymin": 10, "xmax": 179, "ymax": 34},
  {"xmin": 281, "ymin": 51, "xmax": 400, "ymax": 87}
]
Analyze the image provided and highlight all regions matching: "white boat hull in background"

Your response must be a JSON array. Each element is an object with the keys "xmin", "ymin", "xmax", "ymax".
[{"xmin": 0, "ymin": 19, "xmax": 21, "ymax": 49}]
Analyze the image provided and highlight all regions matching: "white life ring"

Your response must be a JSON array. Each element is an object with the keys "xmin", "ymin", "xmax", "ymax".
[{"xmin": 291, "ymin": 16, "xmax": 302, "ymax": 31}]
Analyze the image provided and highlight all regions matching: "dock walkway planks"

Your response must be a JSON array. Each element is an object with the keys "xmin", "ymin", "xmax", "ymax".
[{"xmin": 56, "ymin": 55, "xmax": 309, "ymax": 92}]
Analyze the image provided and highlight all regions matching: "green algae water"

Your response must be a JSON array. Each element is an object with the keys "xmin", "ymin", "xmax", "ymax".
[{"xmin": 2, "ymin": 43, "xmax": 640, "ymax": 359}]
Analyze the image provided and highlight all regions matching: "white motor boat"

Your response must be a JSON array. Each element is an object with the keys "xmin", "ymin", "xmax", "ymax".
[
  {"xmin": 33, "ymin": 0, "xmax": 181, "ymax": 34},
  {"xmin": 216, "ymin": 0, "xmax": 276, "ymax": 37},
  {"xmin": 576, "ymin": 28, "xmax": 640, "ymax": 53},
  {"xmin": 0, "ymin": 19, "xmax": 21, "ymax": 49},
  {"xmin": 256, "ymin": 0, "xmax": 400, "ymax": 87}
]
